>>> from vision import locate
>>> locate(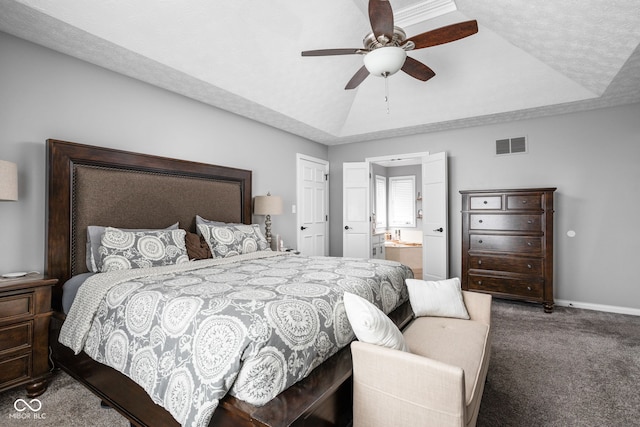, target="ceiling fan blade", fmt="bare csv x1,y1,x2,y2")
401,57,436,82
369,0,394,42
345,66,370,90
301,48,364,56
406,20,478,50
